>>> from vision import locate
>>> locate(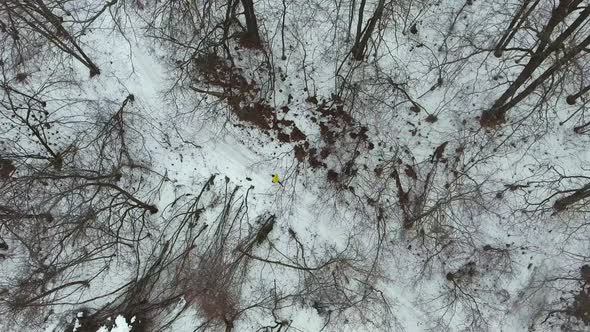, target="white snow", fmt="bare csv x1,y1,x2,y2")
96,316,131,332
1,1,589,332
